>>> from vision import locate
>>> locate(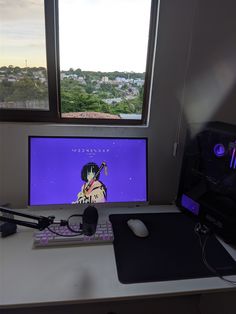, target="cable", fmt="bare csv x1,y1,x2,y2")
67,214,83,233
46,214,84,237
47,226,83,237
194,223,236,285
